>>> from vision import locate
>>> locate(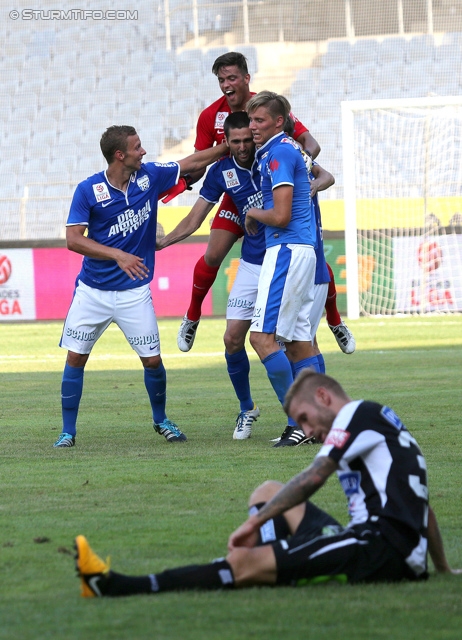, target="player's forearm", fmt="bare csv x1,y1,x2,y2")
246,206,291,228
187,166,206,185
310,166,335,193
160,217,204,248
66,228,123,262
246,185,292,228
296,131,321,160
179,144,228,175
253,457,336,526
427,506,452,573
158,200,214,248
